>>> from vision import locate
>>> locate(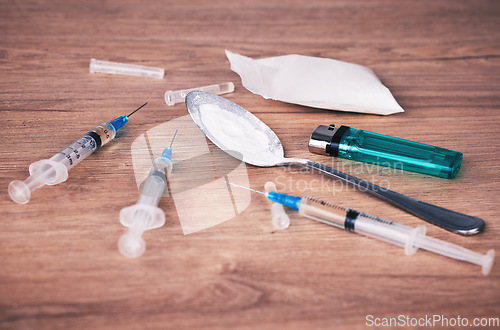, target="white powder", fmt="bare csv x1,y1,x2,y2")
199,103,272,163
226,50,404,115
